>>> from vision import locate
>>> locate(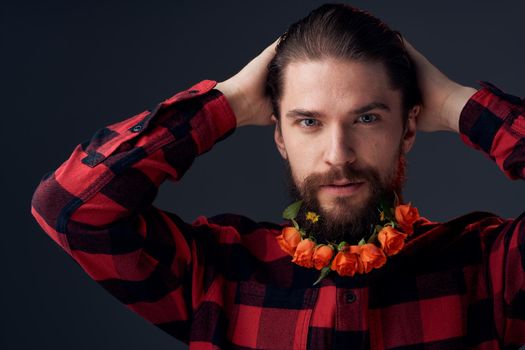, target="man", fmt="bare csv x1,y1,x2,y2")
30,3,525,349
